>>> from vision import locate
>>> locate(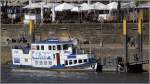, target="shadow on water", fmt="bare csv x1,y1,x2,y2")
1,68,149,83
